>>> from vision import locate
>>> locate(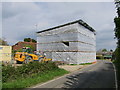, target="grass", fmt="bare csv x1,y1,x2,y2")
68,63,92,66
79,63,92,65
2,68,69,88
